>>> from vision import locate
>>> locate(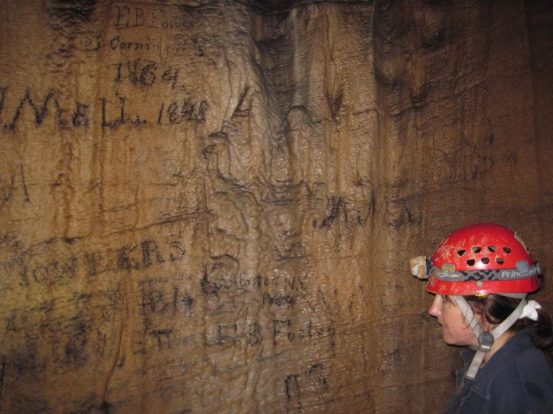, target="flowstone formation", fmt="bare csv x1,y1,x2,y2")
1,1,552,413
